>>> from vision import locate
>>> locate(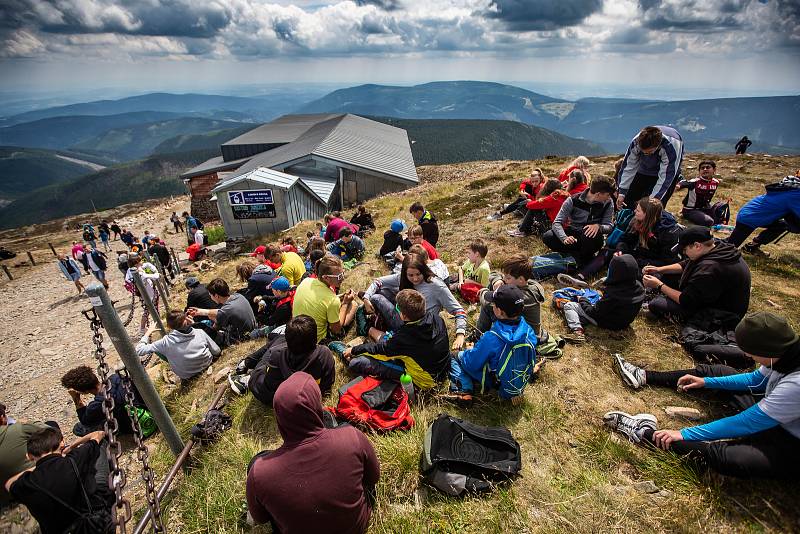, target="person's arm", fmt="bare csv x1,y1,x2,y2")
135,329,169,357
654,138,681,199
598,202,614,234
642,262,684,275
63,430,105,453
318,348,336,395
459,332,500,377
246,471,274,526
550,198,573,242
188,307,219,321
676,274,723,311
359,430,381,490
5,467,35,493
437,281,467,336
680,404,779,441
617,141,640,196
204,330,222,357
703,368,767,392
